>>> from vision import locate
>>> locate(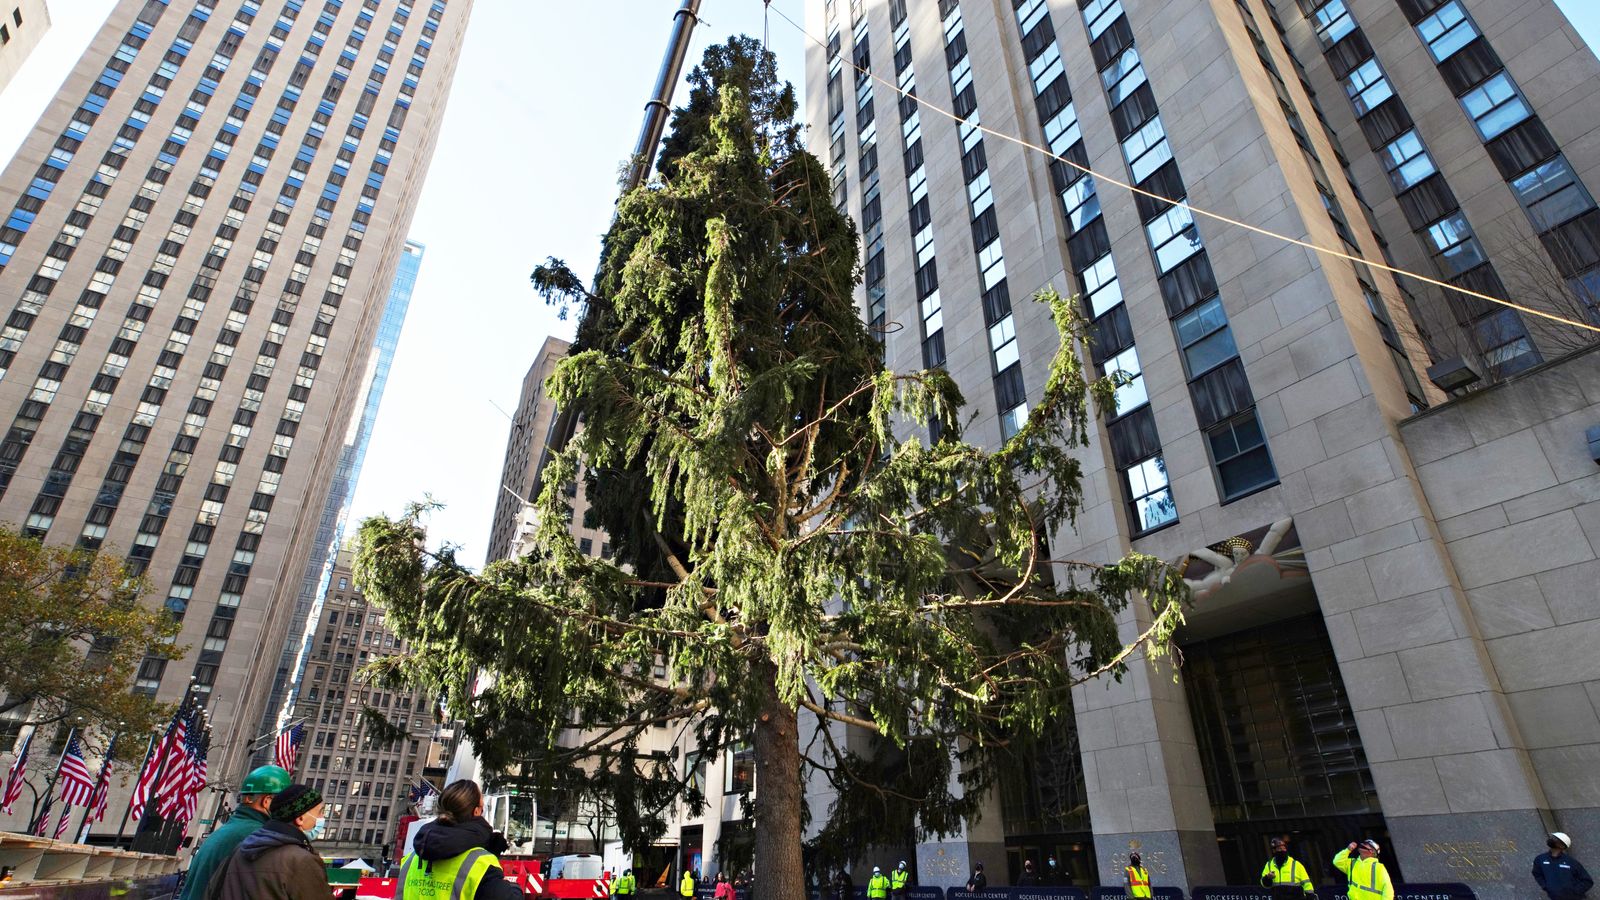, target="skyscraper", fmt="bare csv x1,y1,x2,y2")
484,335,571,566
0,0,470,839
257,237,423,756
283,543,439,865
804,0,1599,897
0,0,51,95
